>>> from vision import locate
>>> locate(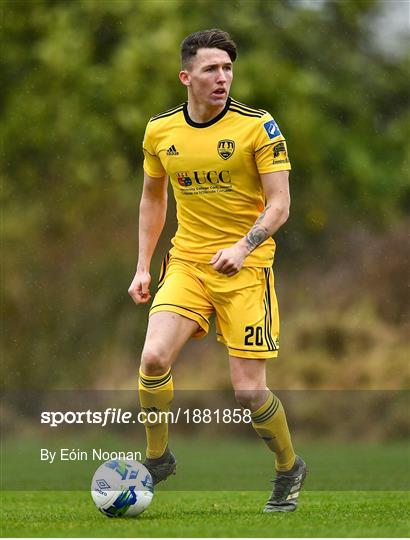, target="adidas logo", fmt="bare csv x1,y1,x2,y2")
166,144,179,156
